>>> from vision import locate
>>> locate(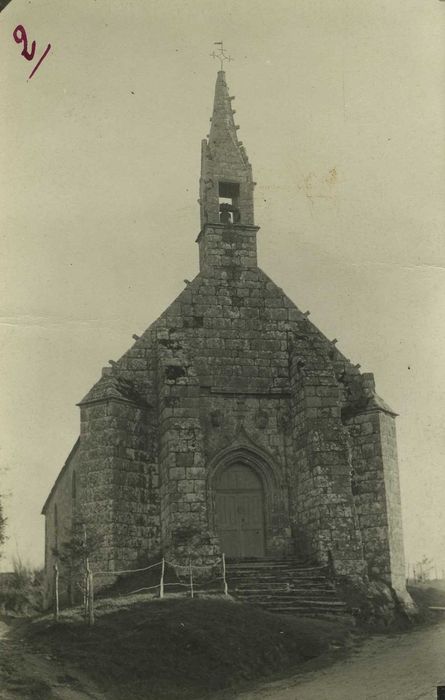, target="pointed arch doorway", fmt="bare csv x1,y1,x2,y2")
215,462,265,559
